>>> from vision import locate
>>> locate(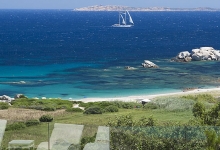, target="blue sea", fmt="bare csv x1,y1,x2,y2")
0,10,220,100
